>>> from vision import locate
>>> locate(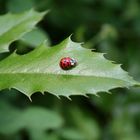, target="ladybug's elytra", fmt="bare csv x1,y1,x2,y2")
59,57,77,70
